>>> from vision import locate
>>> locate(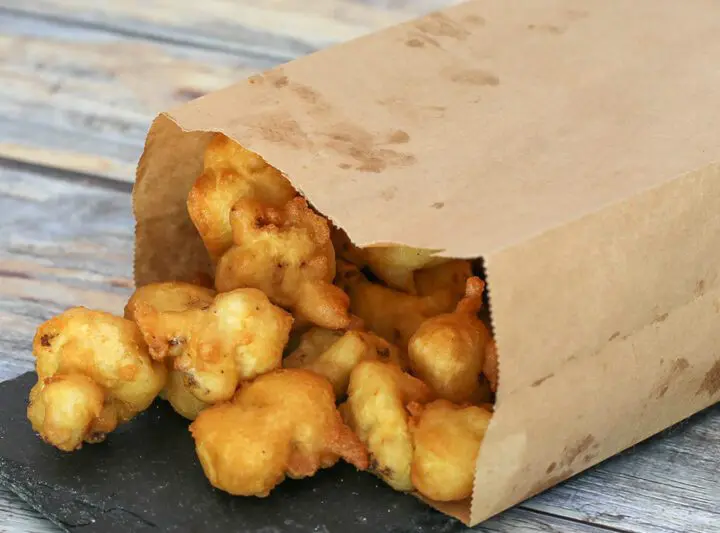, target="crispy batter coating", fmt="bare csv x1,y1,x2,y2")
215,196,350,329
190,369,368,497
163,368,211,420
125,281,216,324
284,327,407,397
414,259,473,312
408,400,492,501
362,246,448,294
126,282,292,412
187,133,297,263
336,262,446,347
483,338,499,393
27,308,167,451
342,361,434,491
408,277,492,404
